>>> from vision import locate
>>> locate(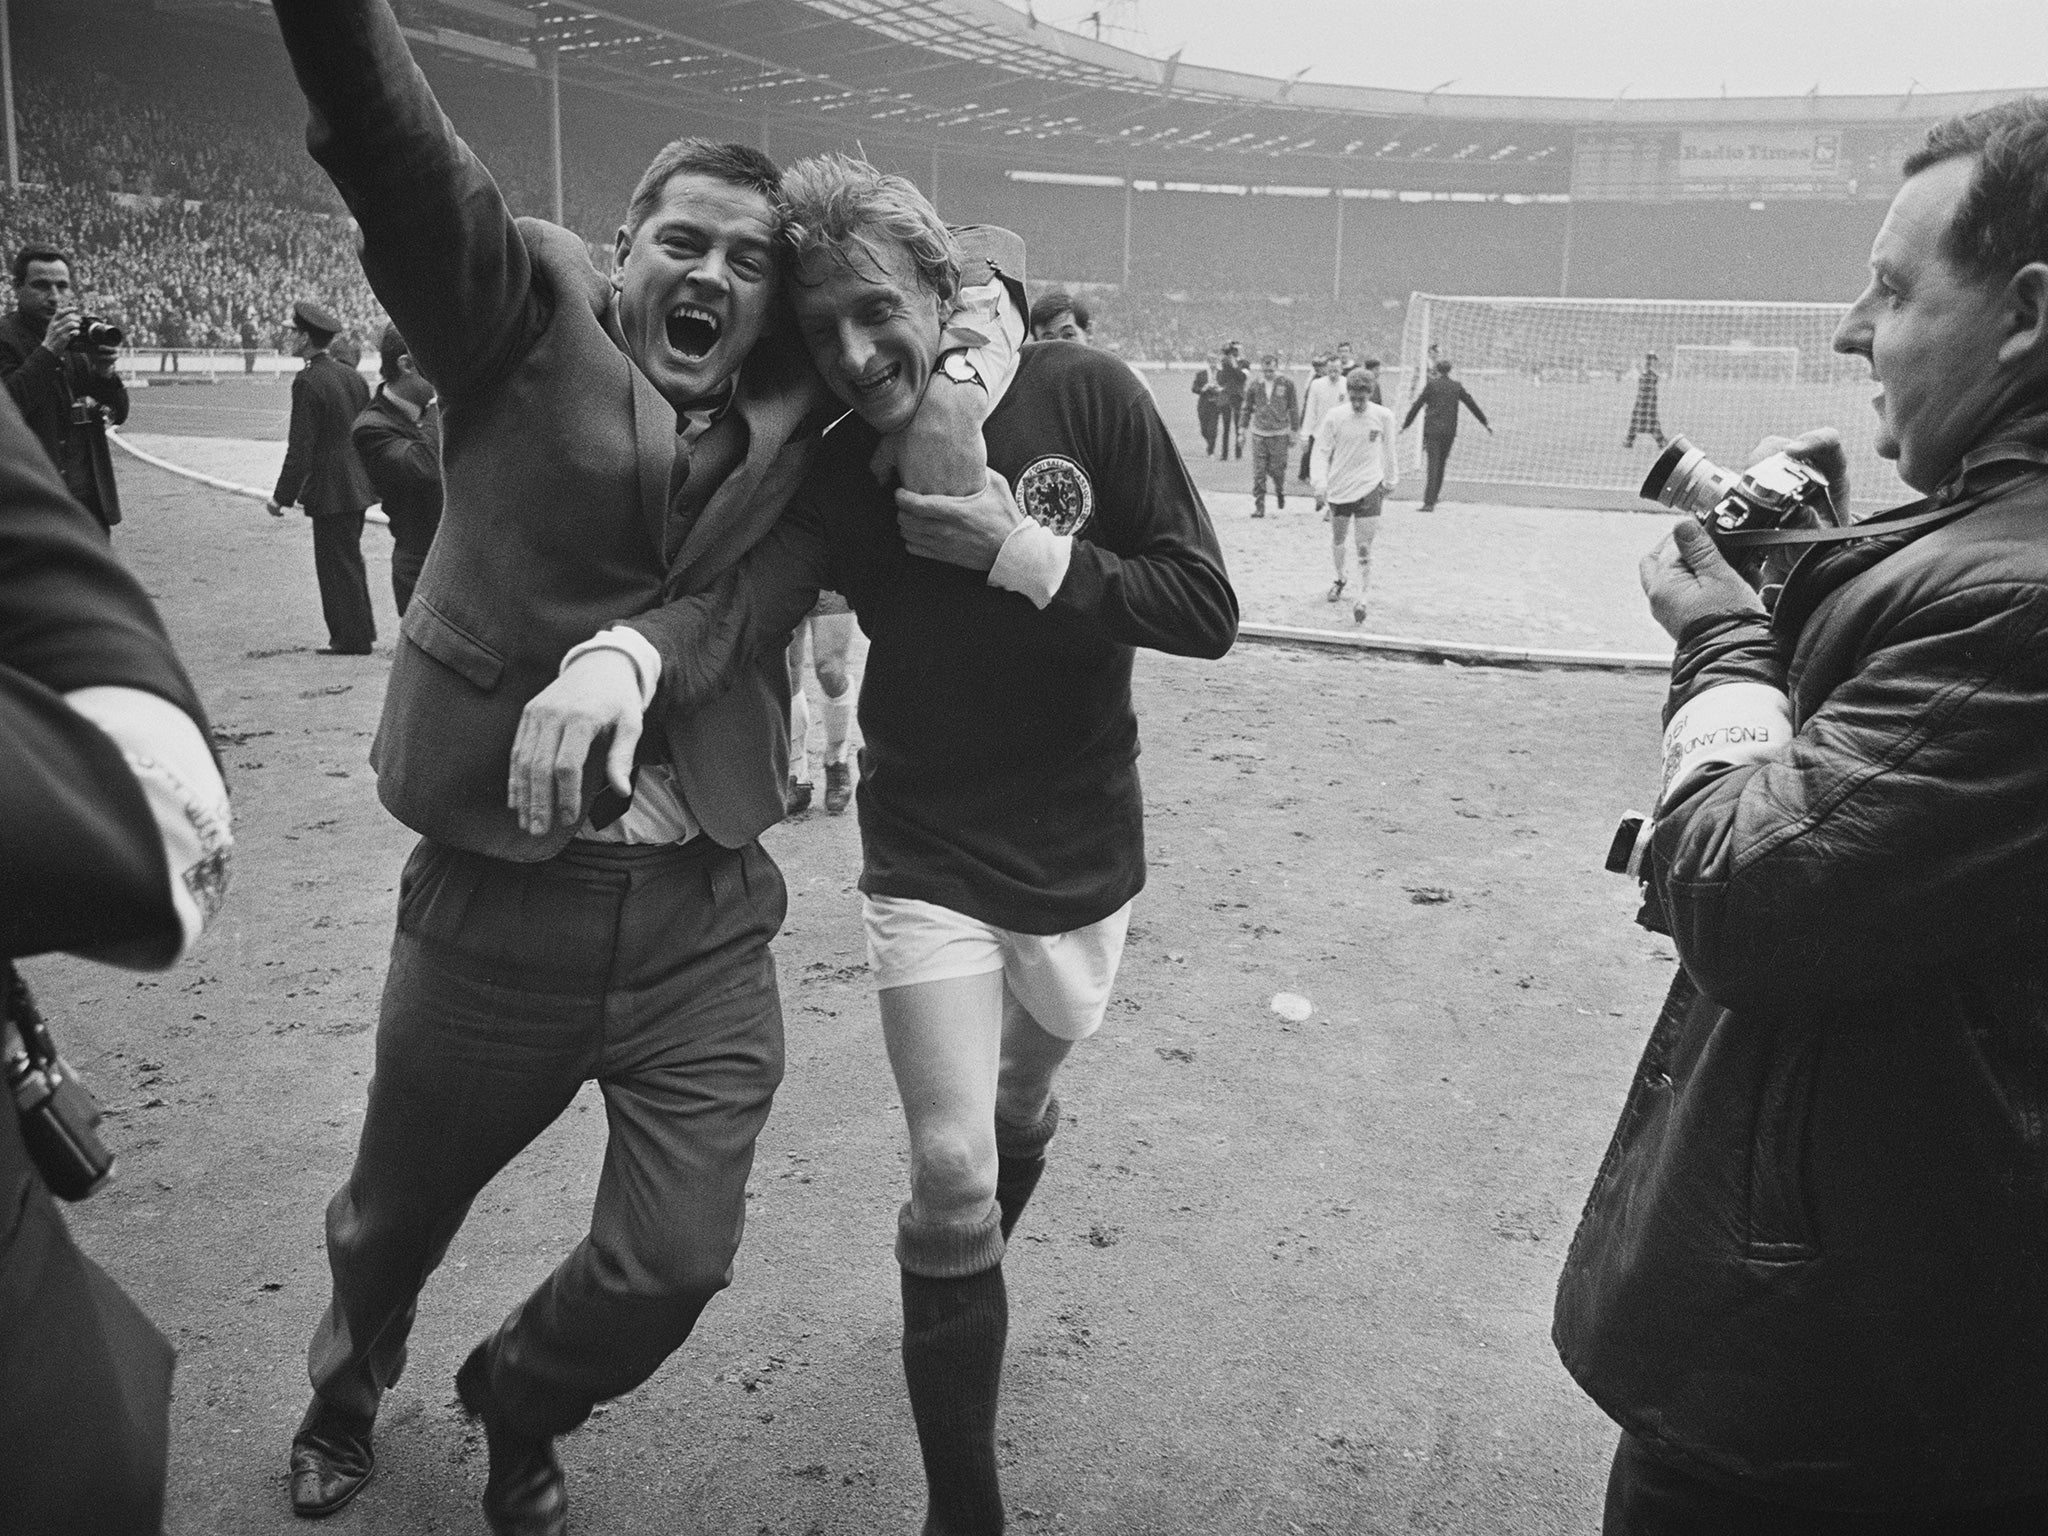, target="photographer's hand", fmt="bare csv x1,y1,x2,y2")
40,310,80,357
1751,427,1850,524
1642,518,1765,644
